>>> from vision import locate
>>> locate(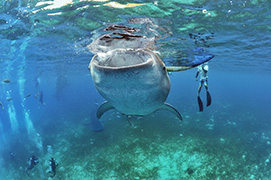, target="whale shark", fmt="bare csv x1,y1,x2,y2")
89,48,183,121
88,26,214,125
